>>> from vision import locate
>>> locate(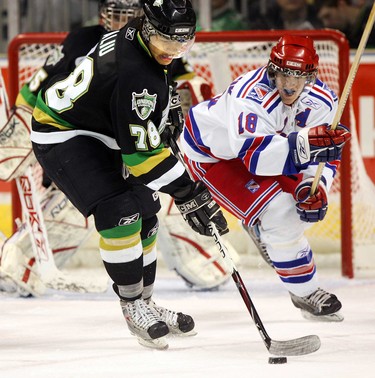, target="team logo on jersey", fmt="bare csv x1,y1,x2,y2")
125,27,136,40
132,89,157,120
245,179,260,193
301,97,321,110
248,84,271,101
